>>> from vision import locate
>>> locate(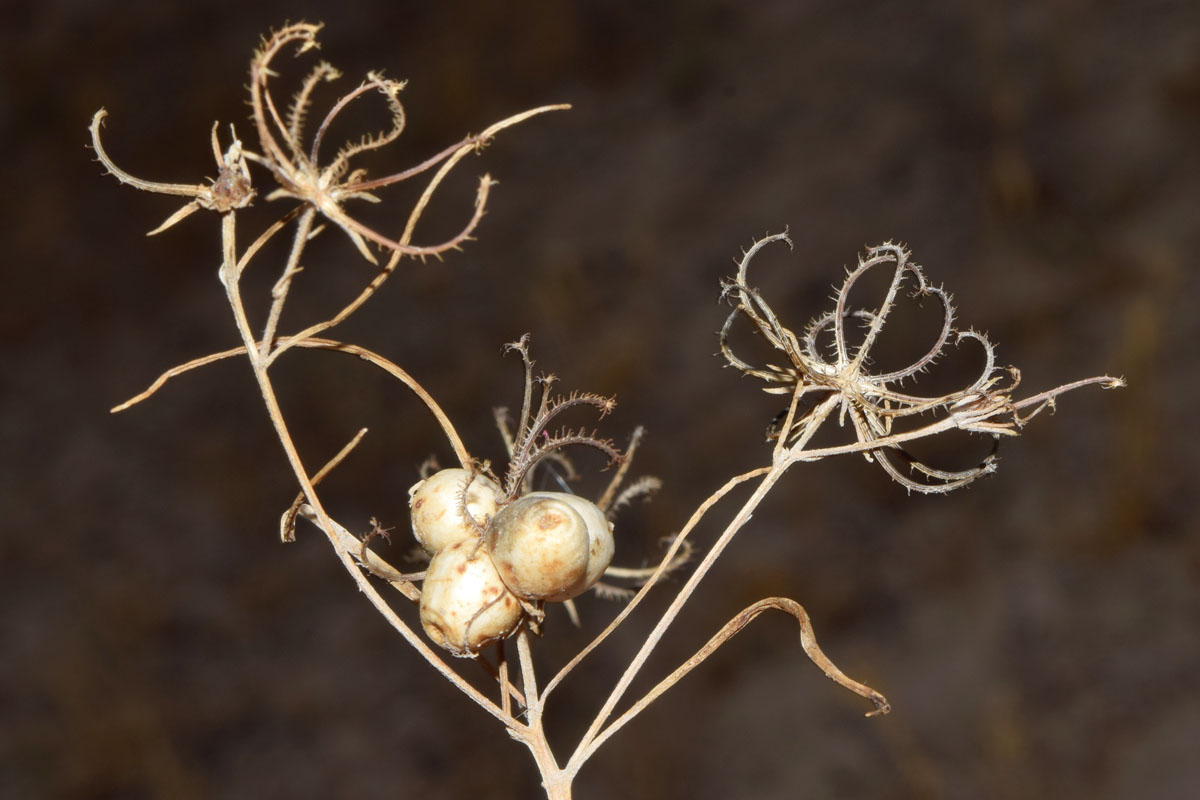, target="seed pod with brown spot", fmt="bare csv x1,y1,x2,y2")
418,539,522,657
485,492,615,602
409,468,500,556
